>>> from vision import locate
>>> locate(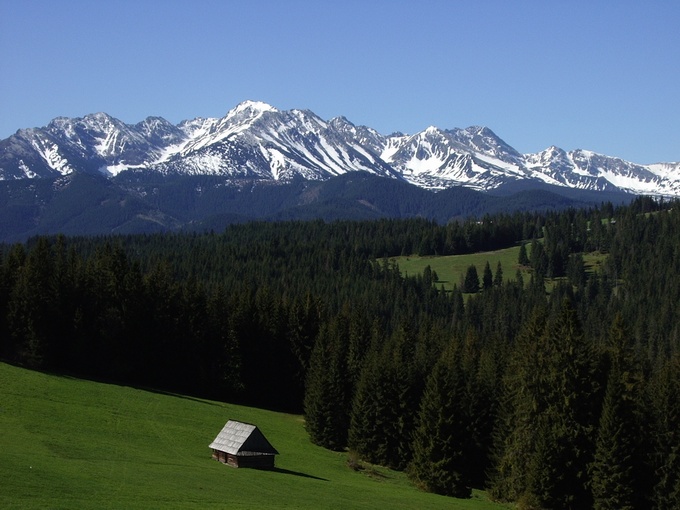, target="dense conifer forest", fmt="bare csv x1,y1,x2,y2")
1,196,678,508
